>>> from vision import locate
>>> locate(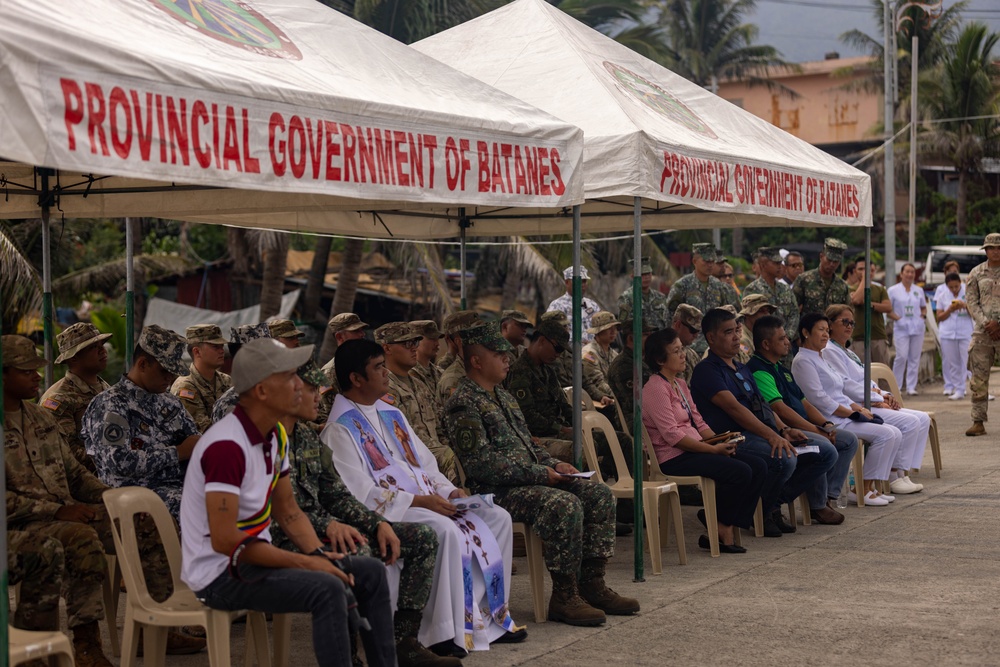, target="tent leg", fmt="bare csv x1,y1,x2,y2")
41,171,54,389
125,218,135,370
632,197,644,583
571,205,582,470
459,209,469,310
863,227,871,410
1,264,9,658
